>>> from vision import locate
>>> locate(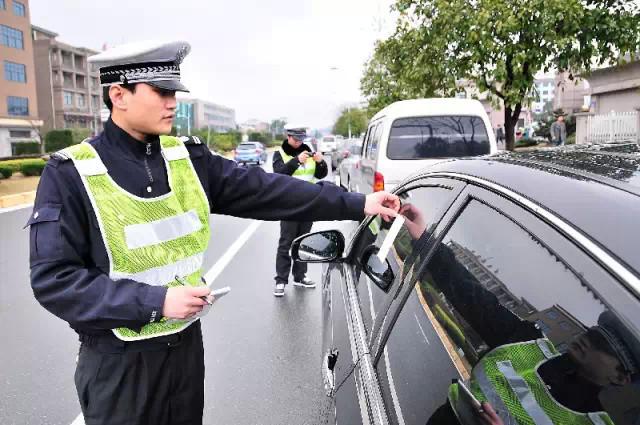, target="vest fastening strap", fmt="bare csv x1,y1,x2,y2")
74,157,108,176
110,252,203,285
163,144,190,161
124,210,202,250
496,361,554,425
